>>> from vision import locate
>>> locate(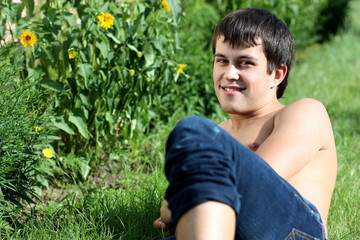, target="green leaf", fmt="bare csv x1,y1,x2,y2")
106,31,121,44
22,0,34,18
77,63,92,87
80,161,90,180
79,93,90,109
96,41,109,60
105,111,114,124
144,43,155,67
128,12,144,37
51,116,75,135
39,44,54,63
167,0,181,25
98,2,109,13
40,79,64,92
27,67,44,82
64,12,78,28
69,109,89,139
127,44,139,53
